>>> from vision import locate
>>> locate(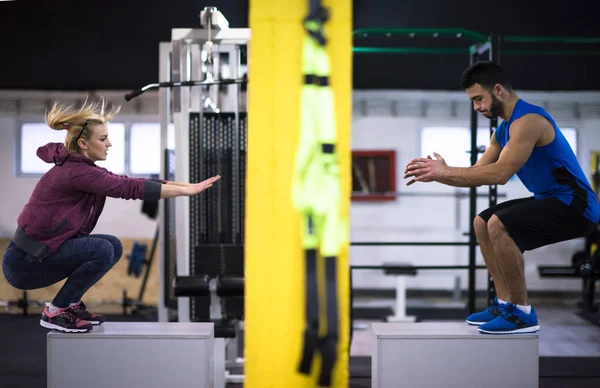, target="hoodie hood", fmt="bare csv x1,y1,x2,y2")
36,142,91,166
36,142,69,164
